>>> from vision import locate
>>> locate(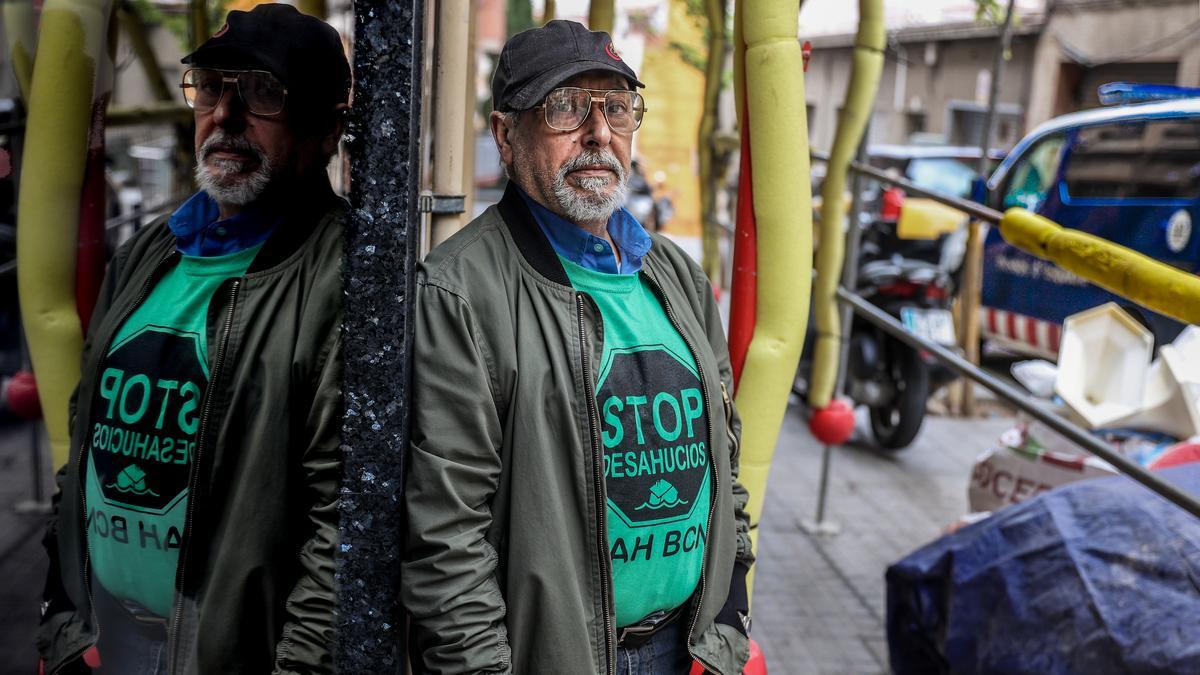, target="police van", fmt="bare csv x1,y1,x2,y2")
980,84,1200,356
